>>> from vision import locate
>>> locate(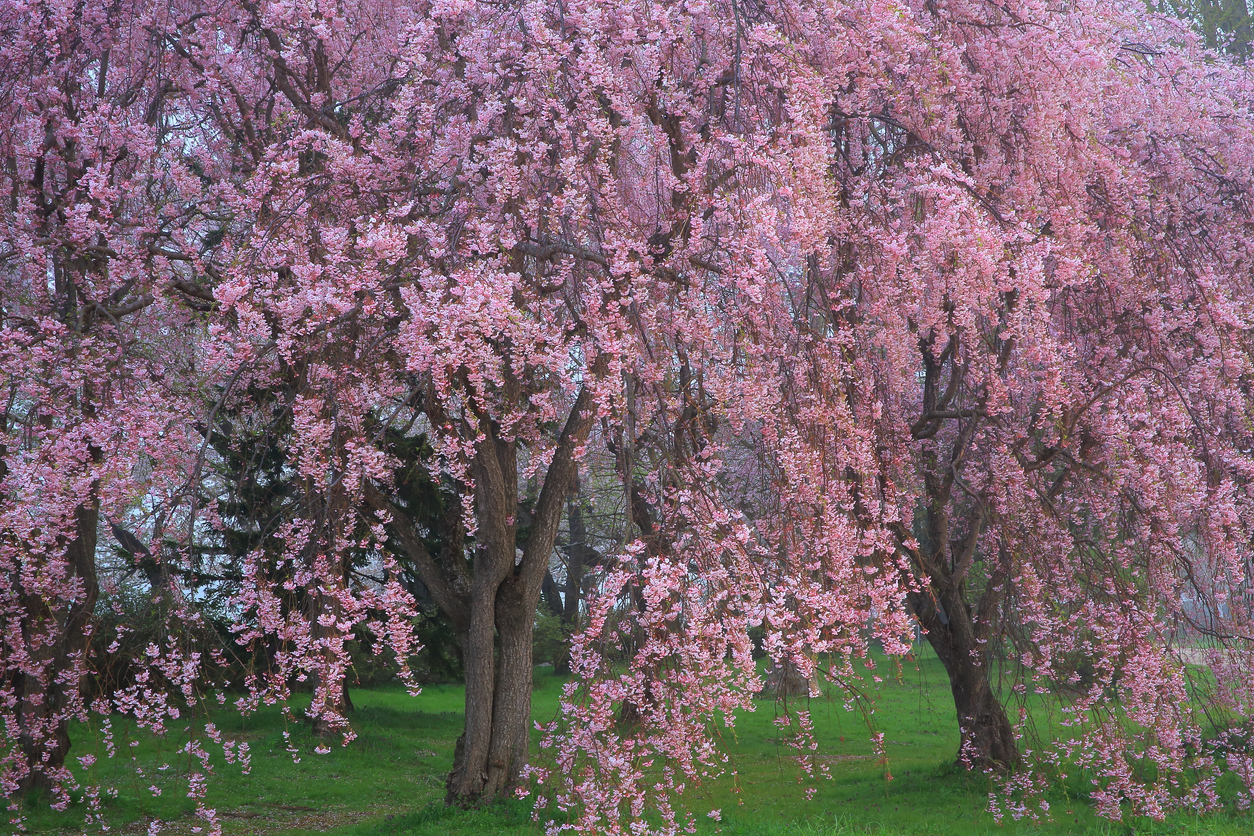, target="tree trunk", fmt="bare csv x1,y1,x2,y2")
562,489,589,628
759,656,821,699
484,580,535,794
307,585,354,737
911,588,1018,771
308,671,353,737
554,487,591,675
446,567,506,802
375,367,602,806
15,493,100,793
946,658,1017,771
444,570,545,803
